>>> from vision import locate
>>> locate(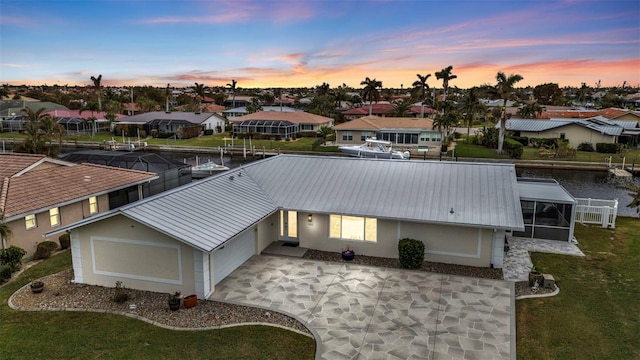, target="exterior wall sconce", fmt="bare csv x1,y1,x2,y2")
307,214,313,223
